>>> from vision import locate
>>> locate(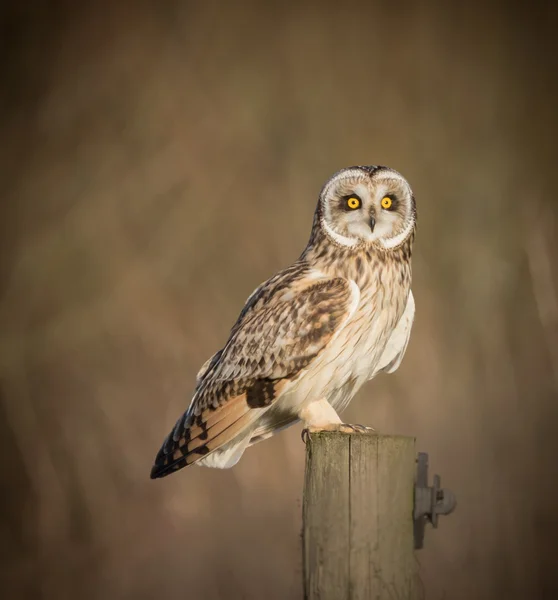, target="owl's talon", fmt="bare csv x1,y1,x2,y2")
337,423,376,434
301,426,322,444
